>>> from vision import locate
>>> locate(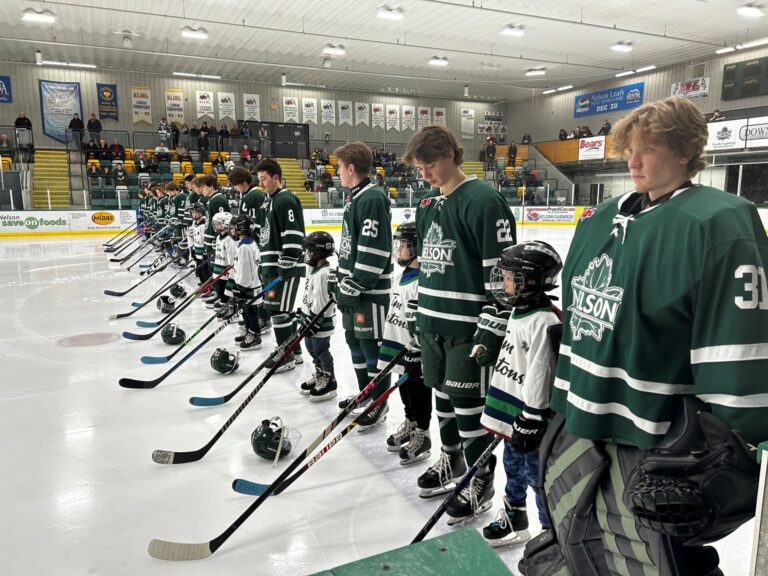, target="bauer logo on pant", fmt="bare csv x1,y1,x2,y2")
568,253,624,341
